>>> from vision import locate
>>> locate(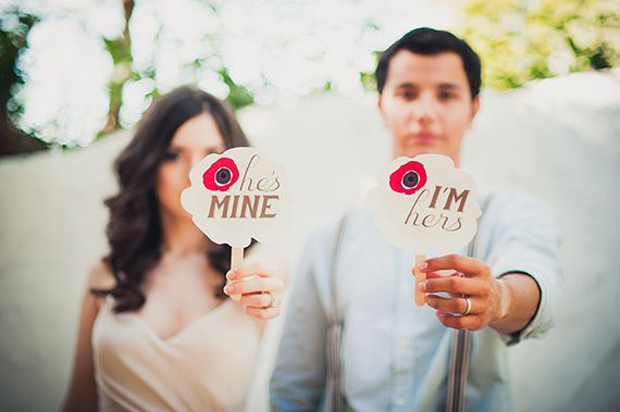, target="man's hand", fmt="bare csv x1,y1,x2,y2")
412,254,510,331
